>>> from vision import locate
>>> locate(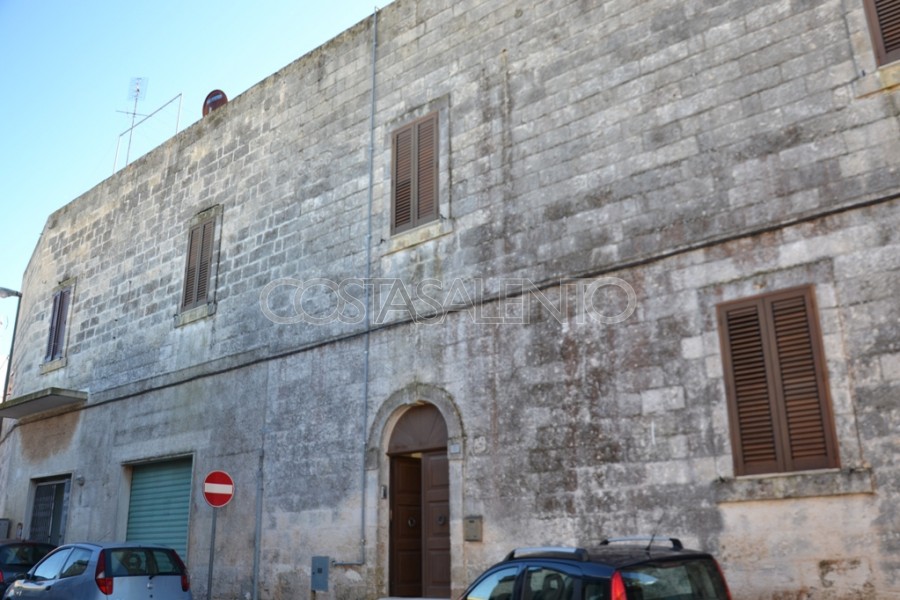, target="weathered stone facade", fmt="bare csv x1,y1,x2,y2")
0,0,898,598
